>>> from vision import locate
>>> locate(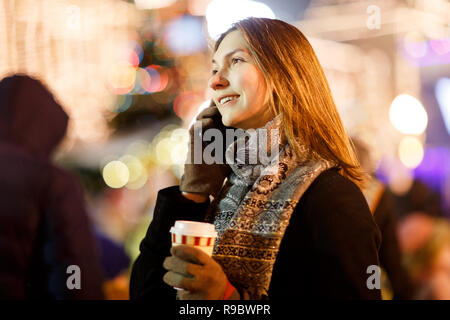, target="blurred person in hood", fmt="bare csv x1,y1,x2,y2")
0,74,104,299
